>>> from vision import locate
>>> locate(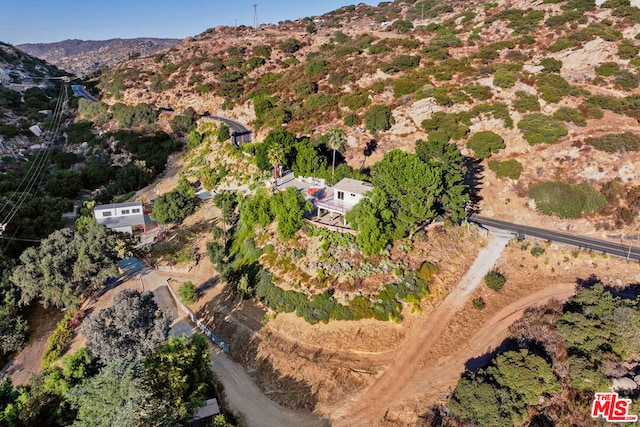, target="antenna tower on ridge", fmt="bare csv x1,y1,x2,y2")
253,4,258,29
